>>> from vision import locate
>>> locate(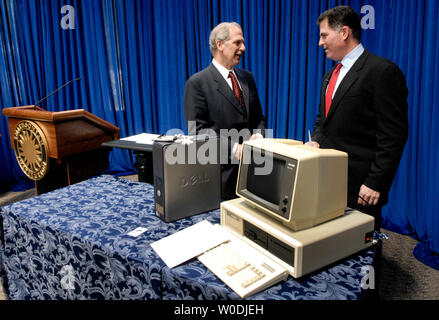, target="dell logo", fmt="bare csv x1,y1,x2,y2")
180,173,210,188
